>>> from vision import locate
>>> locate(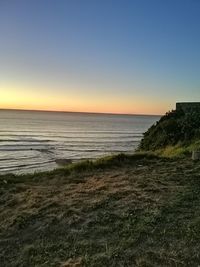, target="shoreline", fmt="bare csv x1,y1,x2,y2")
0,110,158,175
0,151,139,175
0,153,141,177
